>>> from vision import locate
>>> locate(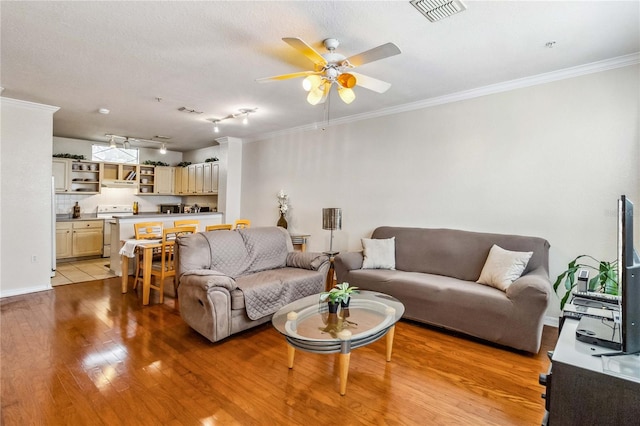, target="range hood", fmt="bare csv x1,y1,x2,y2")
101,179,139,188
